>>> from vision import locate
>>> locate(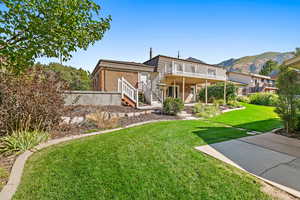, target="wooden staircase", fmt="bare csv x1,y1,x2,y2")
122,95,136,107
118,77,138,108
